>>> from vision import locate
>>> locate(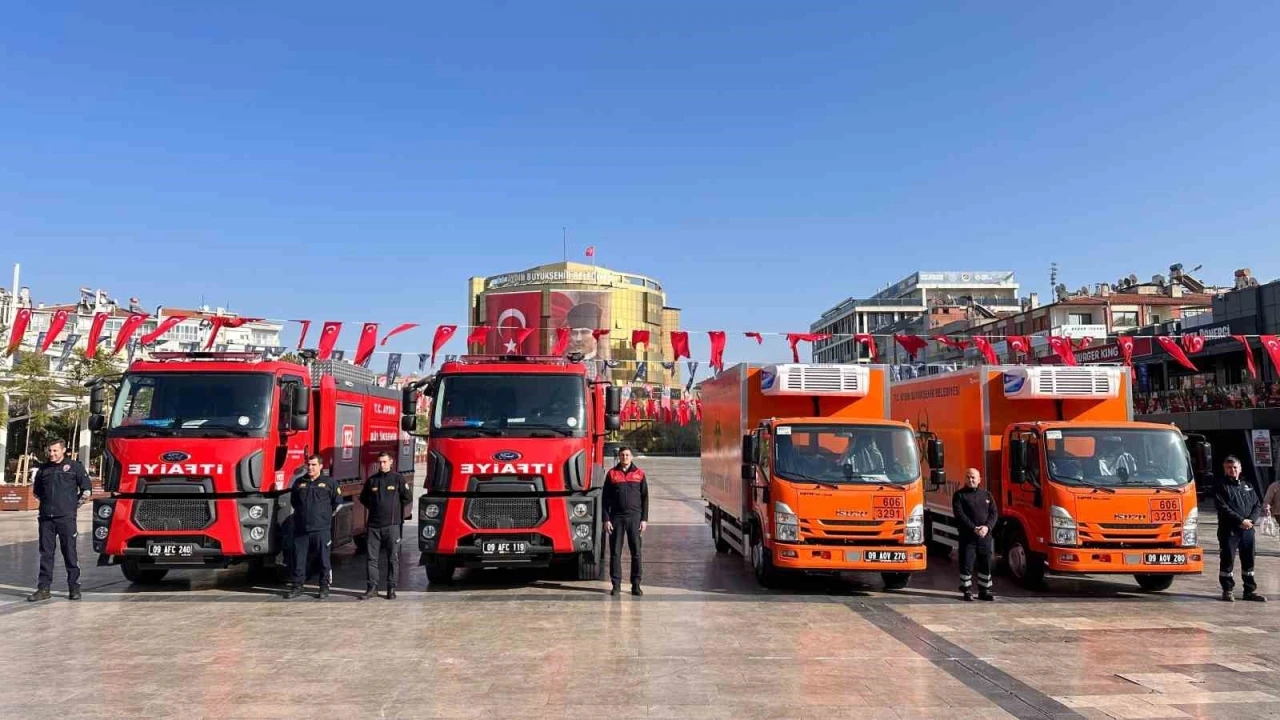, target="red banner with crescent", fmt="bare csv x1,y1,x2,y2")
40,310,71,354
85,312,109,357
6,308,31,356
486,291,542,355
